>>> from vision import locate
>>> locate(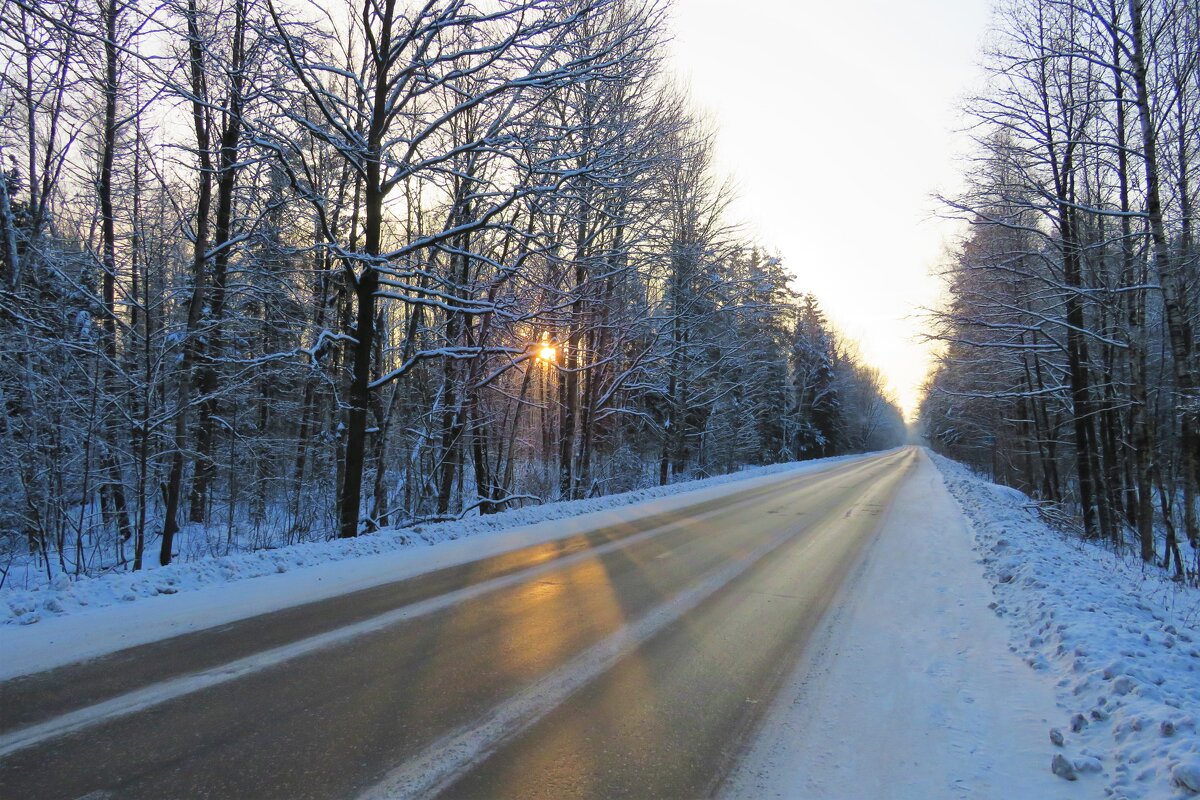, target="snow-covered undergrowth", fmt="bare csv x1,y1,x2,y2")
932,453,1200,798
1,456,857,627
